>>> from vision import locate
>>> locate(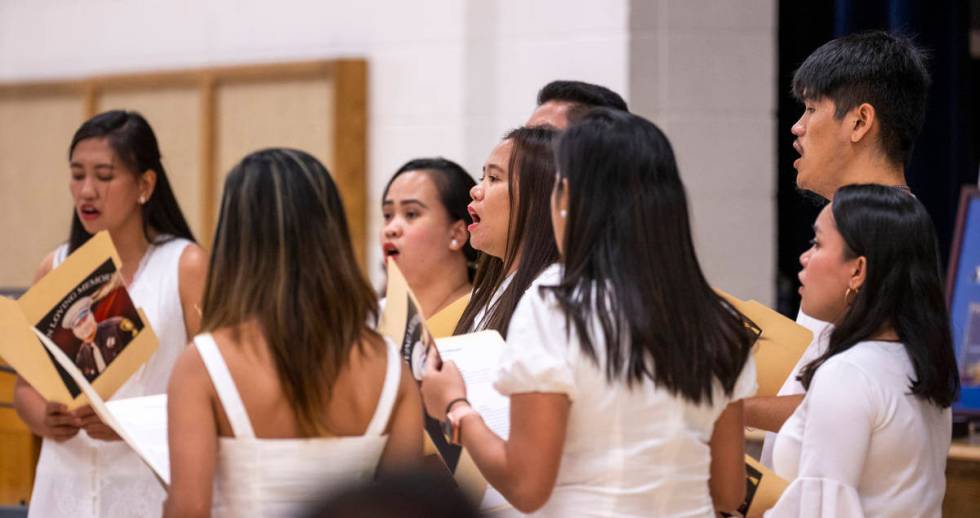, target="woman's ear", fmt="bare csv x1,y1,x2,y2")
449,219,467,251
849,255,867,291
140,169,158,202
